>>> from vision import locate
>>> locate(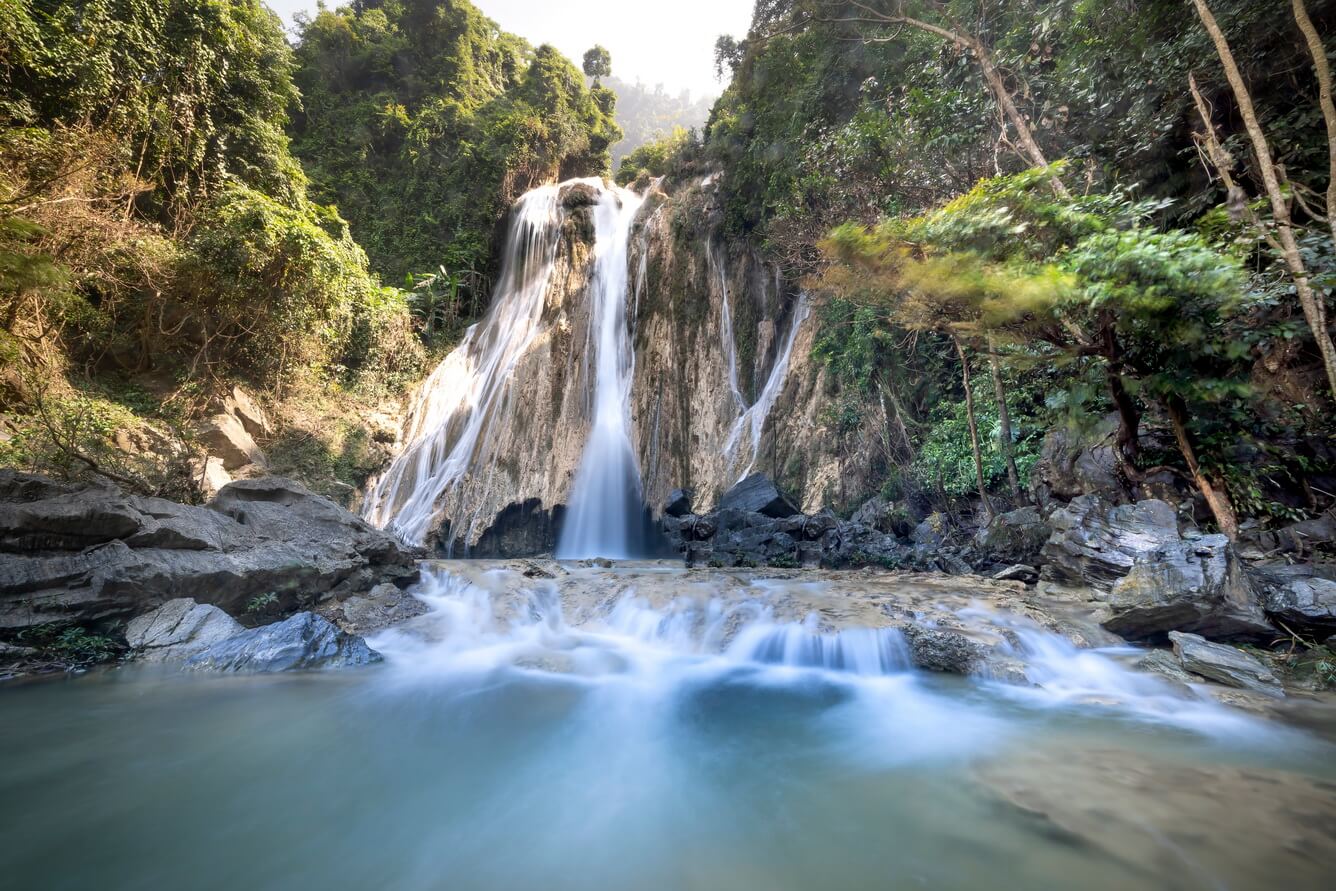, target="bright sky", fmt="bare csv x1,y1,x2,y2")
265,1,755,99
